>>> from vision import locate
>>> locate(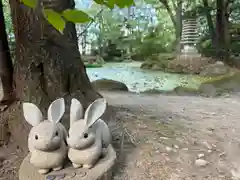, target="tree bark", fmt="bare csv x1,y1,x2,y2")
7,0,100,150
0,1,14,102
98,14,104,57
215,0,230,62
174,0,182,53
83,29,87,55
159,0,182,53
202,0,216,48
